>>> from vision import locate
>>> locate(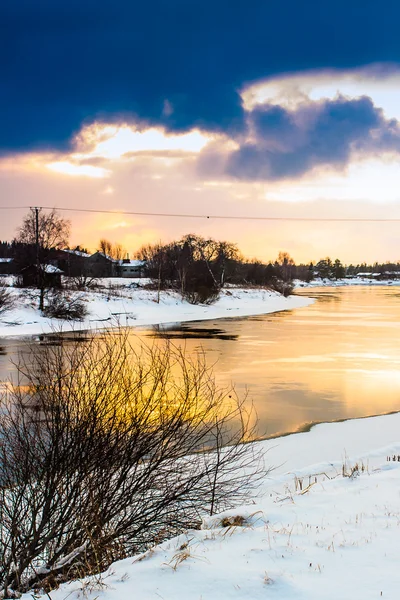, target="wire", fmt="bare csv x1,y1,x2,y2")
1,204,400,222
